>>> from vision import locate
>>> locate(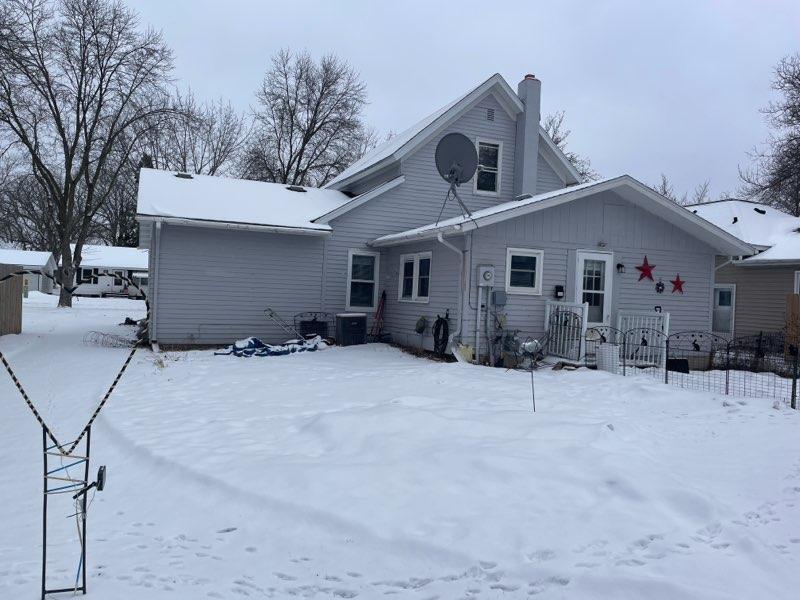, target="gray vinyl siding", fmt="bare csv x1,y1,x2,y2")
715,261,797,336
138,221,152,250
536,155,566,194
152,224,325,345
322,93,519,327
462,190,717,353
378,240,463,350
